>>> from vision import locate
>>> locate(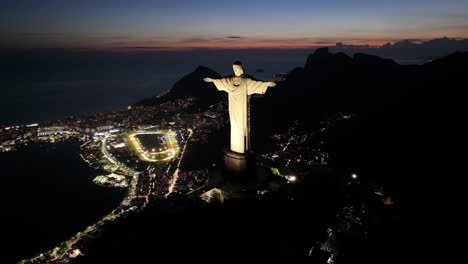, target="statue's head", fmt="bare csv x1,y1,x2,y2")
232,61,244,77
